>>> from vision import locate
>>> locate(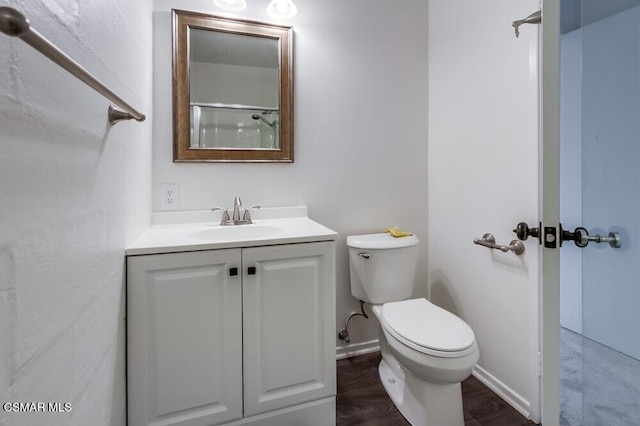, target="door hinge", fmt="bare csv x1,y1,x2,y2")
537,351,542,376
